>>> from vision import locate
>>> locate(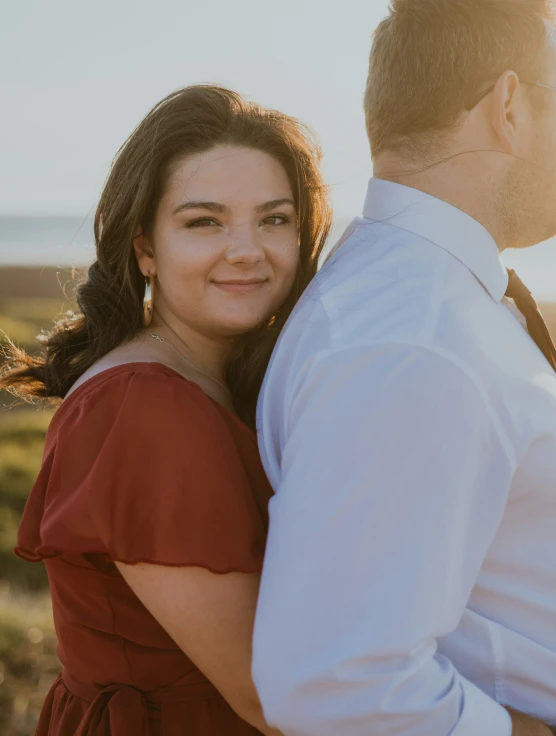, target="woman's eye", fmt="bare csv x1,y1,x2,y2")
187,218,220,228
262,215,289,226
